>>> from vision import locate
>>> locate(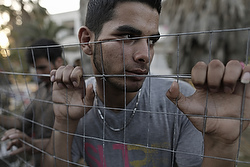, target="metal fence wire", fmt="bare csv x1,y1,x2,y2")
0,27,250,167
